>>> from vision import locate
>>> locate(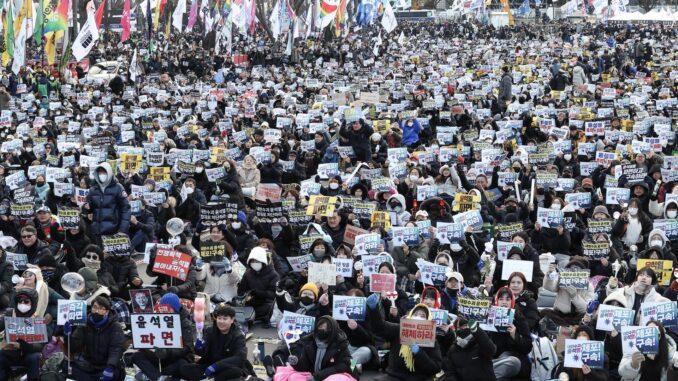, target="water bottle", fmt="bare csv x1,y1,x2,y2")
253,346,260,365
223,258,232,274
